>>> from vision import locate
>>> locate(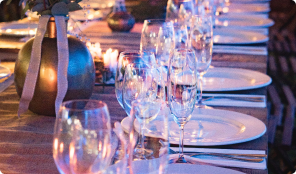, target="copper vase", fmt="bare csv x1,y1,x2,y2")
14,17,95,116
